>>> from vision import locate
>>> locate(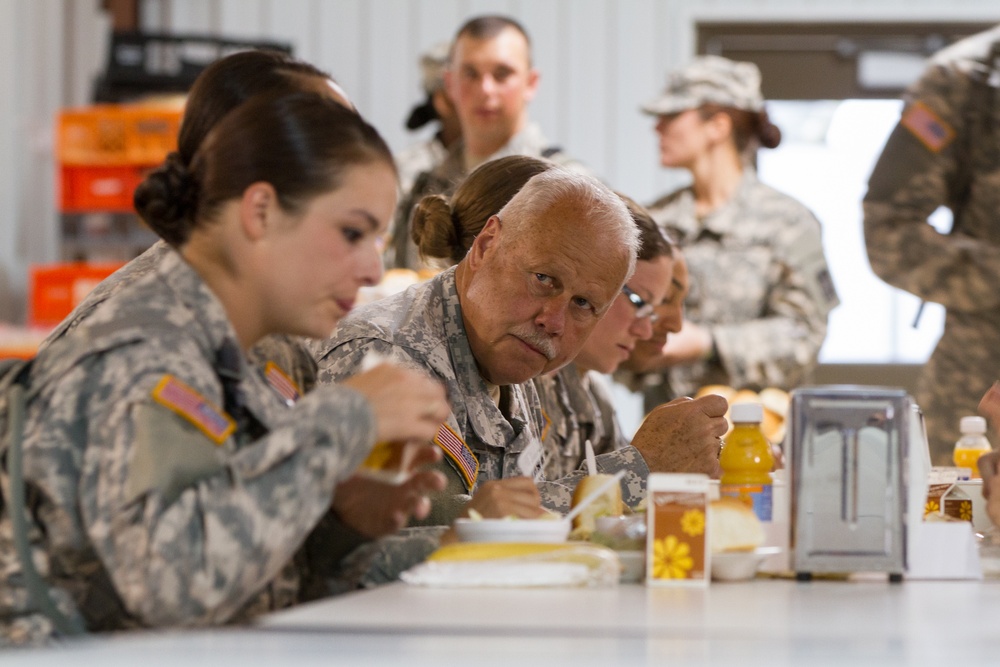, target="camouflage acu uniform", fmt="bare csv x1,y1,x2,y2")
0,248,377,644
646,168,838,405
387,122,593,270
40,240,318,394
311,266,642,517
395,134,449,203
864,25,1000,465
533,365,647,507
